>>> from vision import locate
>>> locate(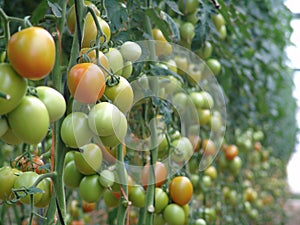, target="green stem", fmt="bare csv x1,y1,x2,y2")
116,144,128,225
0,92,10,100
